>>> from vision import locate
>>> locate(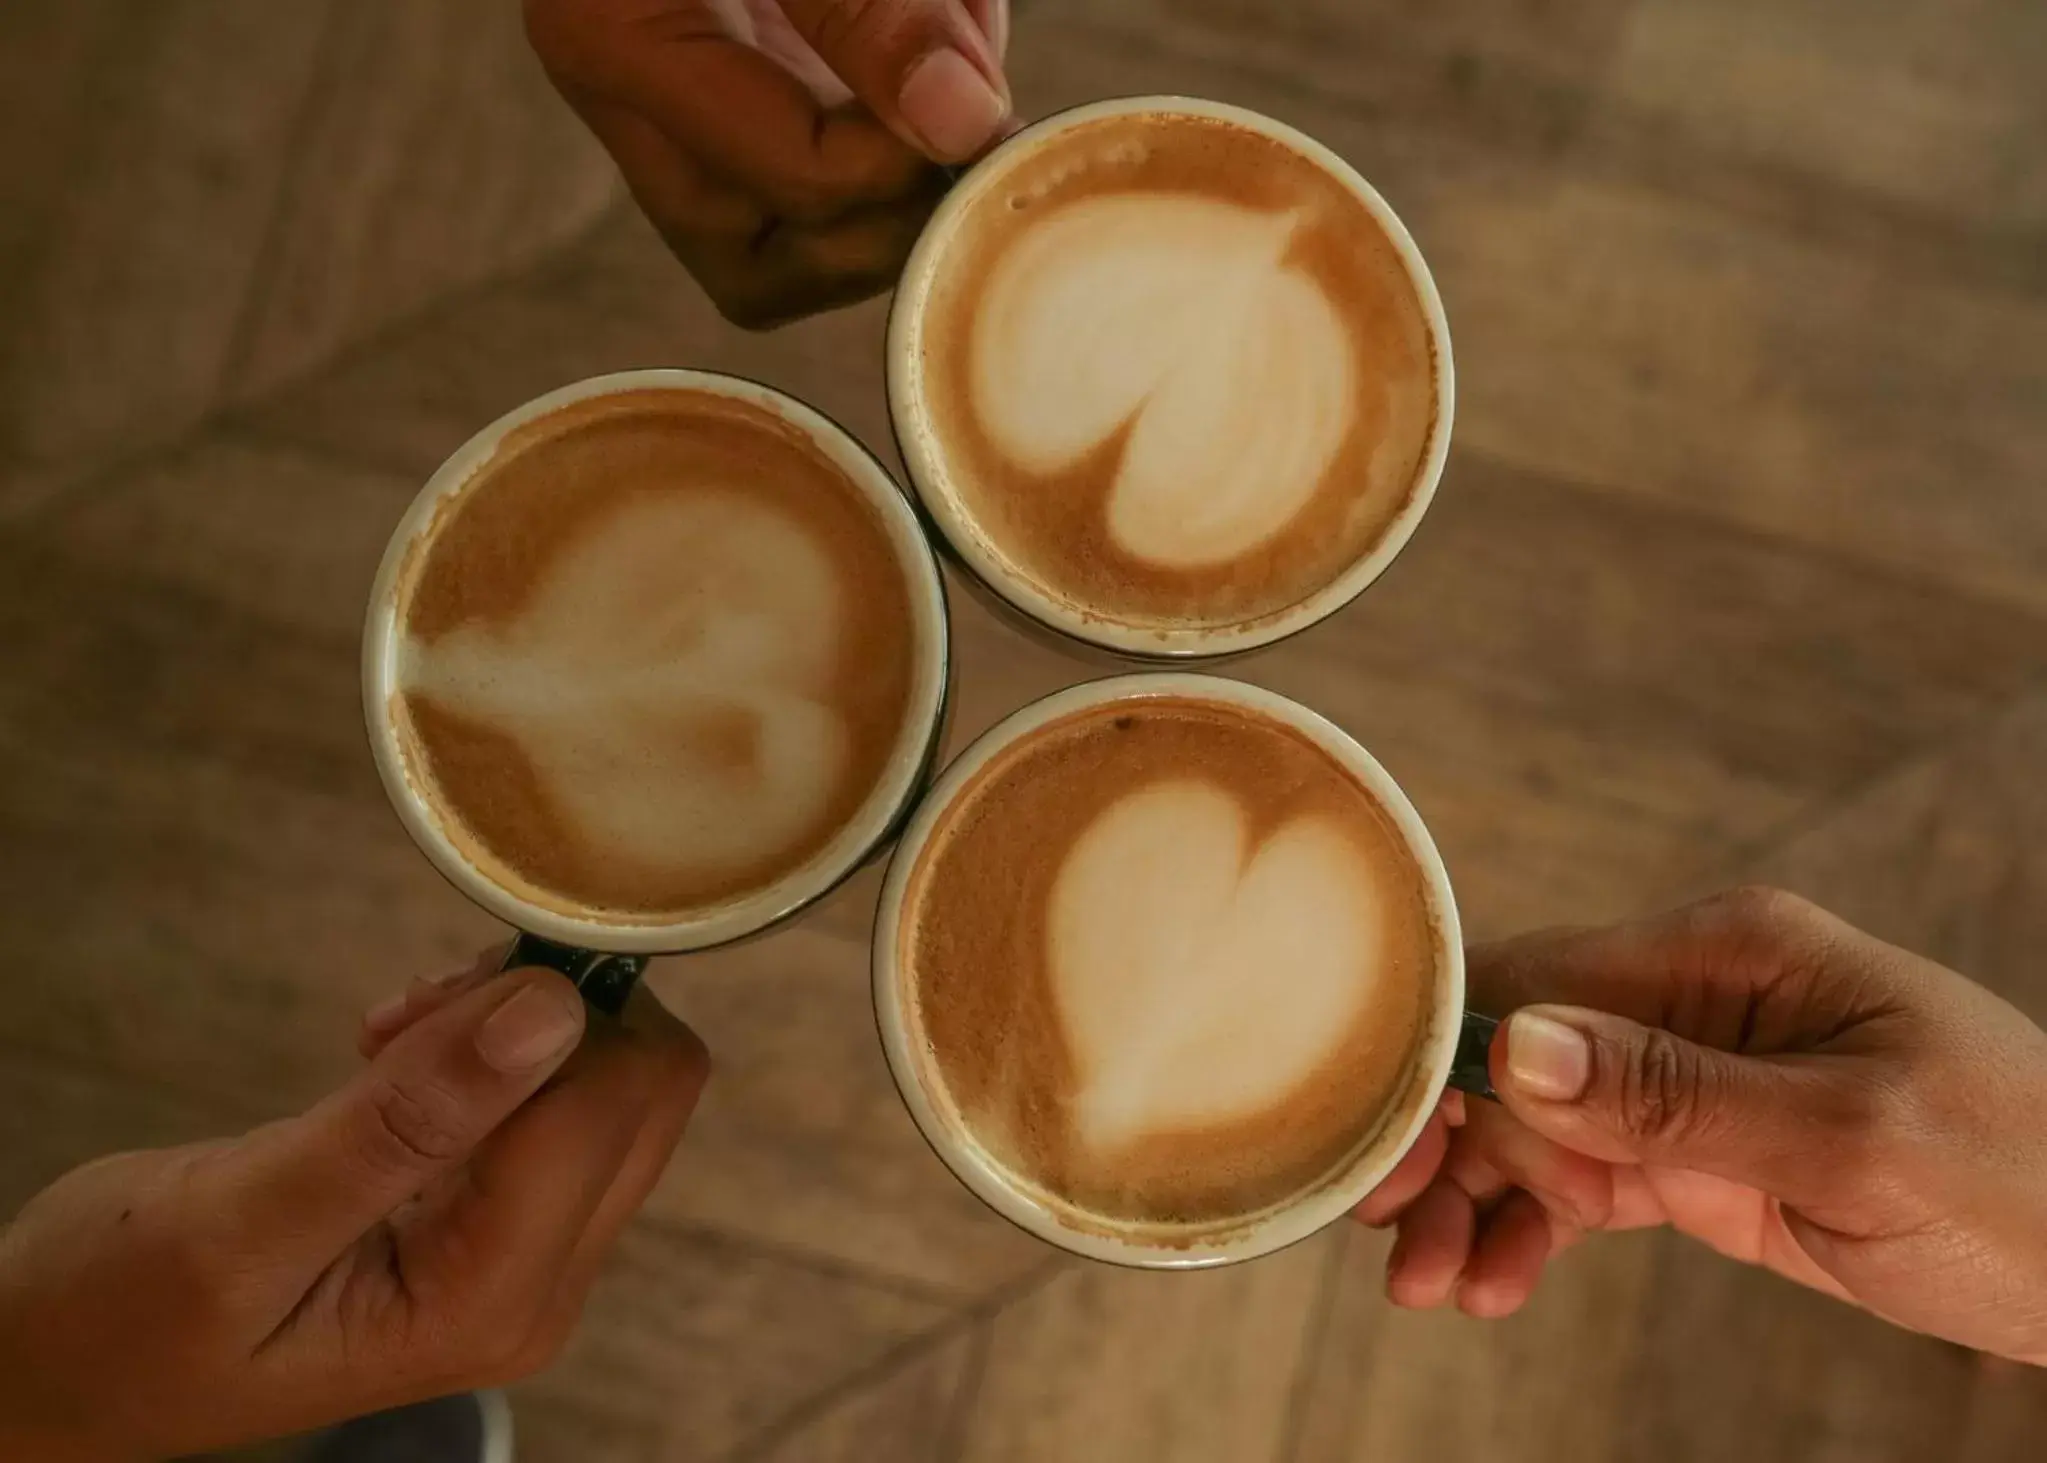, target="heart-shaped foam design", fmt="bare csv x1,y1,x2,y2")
1046,780,1381,1153
404,492,848,879
970,196,1357,569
